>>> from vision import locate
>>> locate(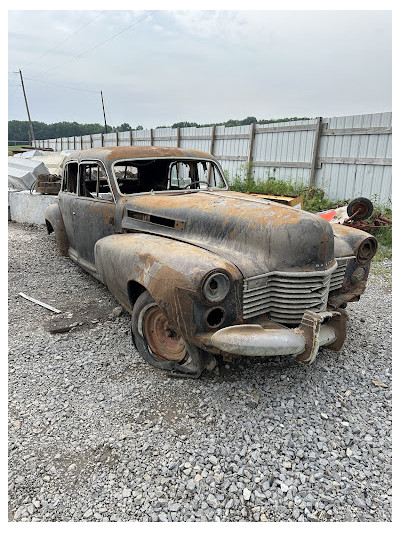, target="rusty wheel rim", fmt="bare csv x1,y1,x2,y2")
352,203,369,218
143,306,186,362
